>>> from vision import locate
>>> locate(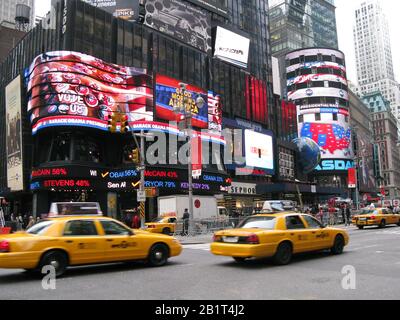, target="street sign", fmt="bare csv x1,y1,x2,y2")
137,191,146,202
